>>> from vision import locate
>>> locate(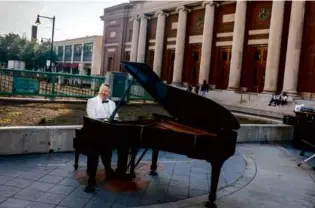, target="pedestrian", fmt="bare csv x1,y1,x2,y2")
200,80,209,96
